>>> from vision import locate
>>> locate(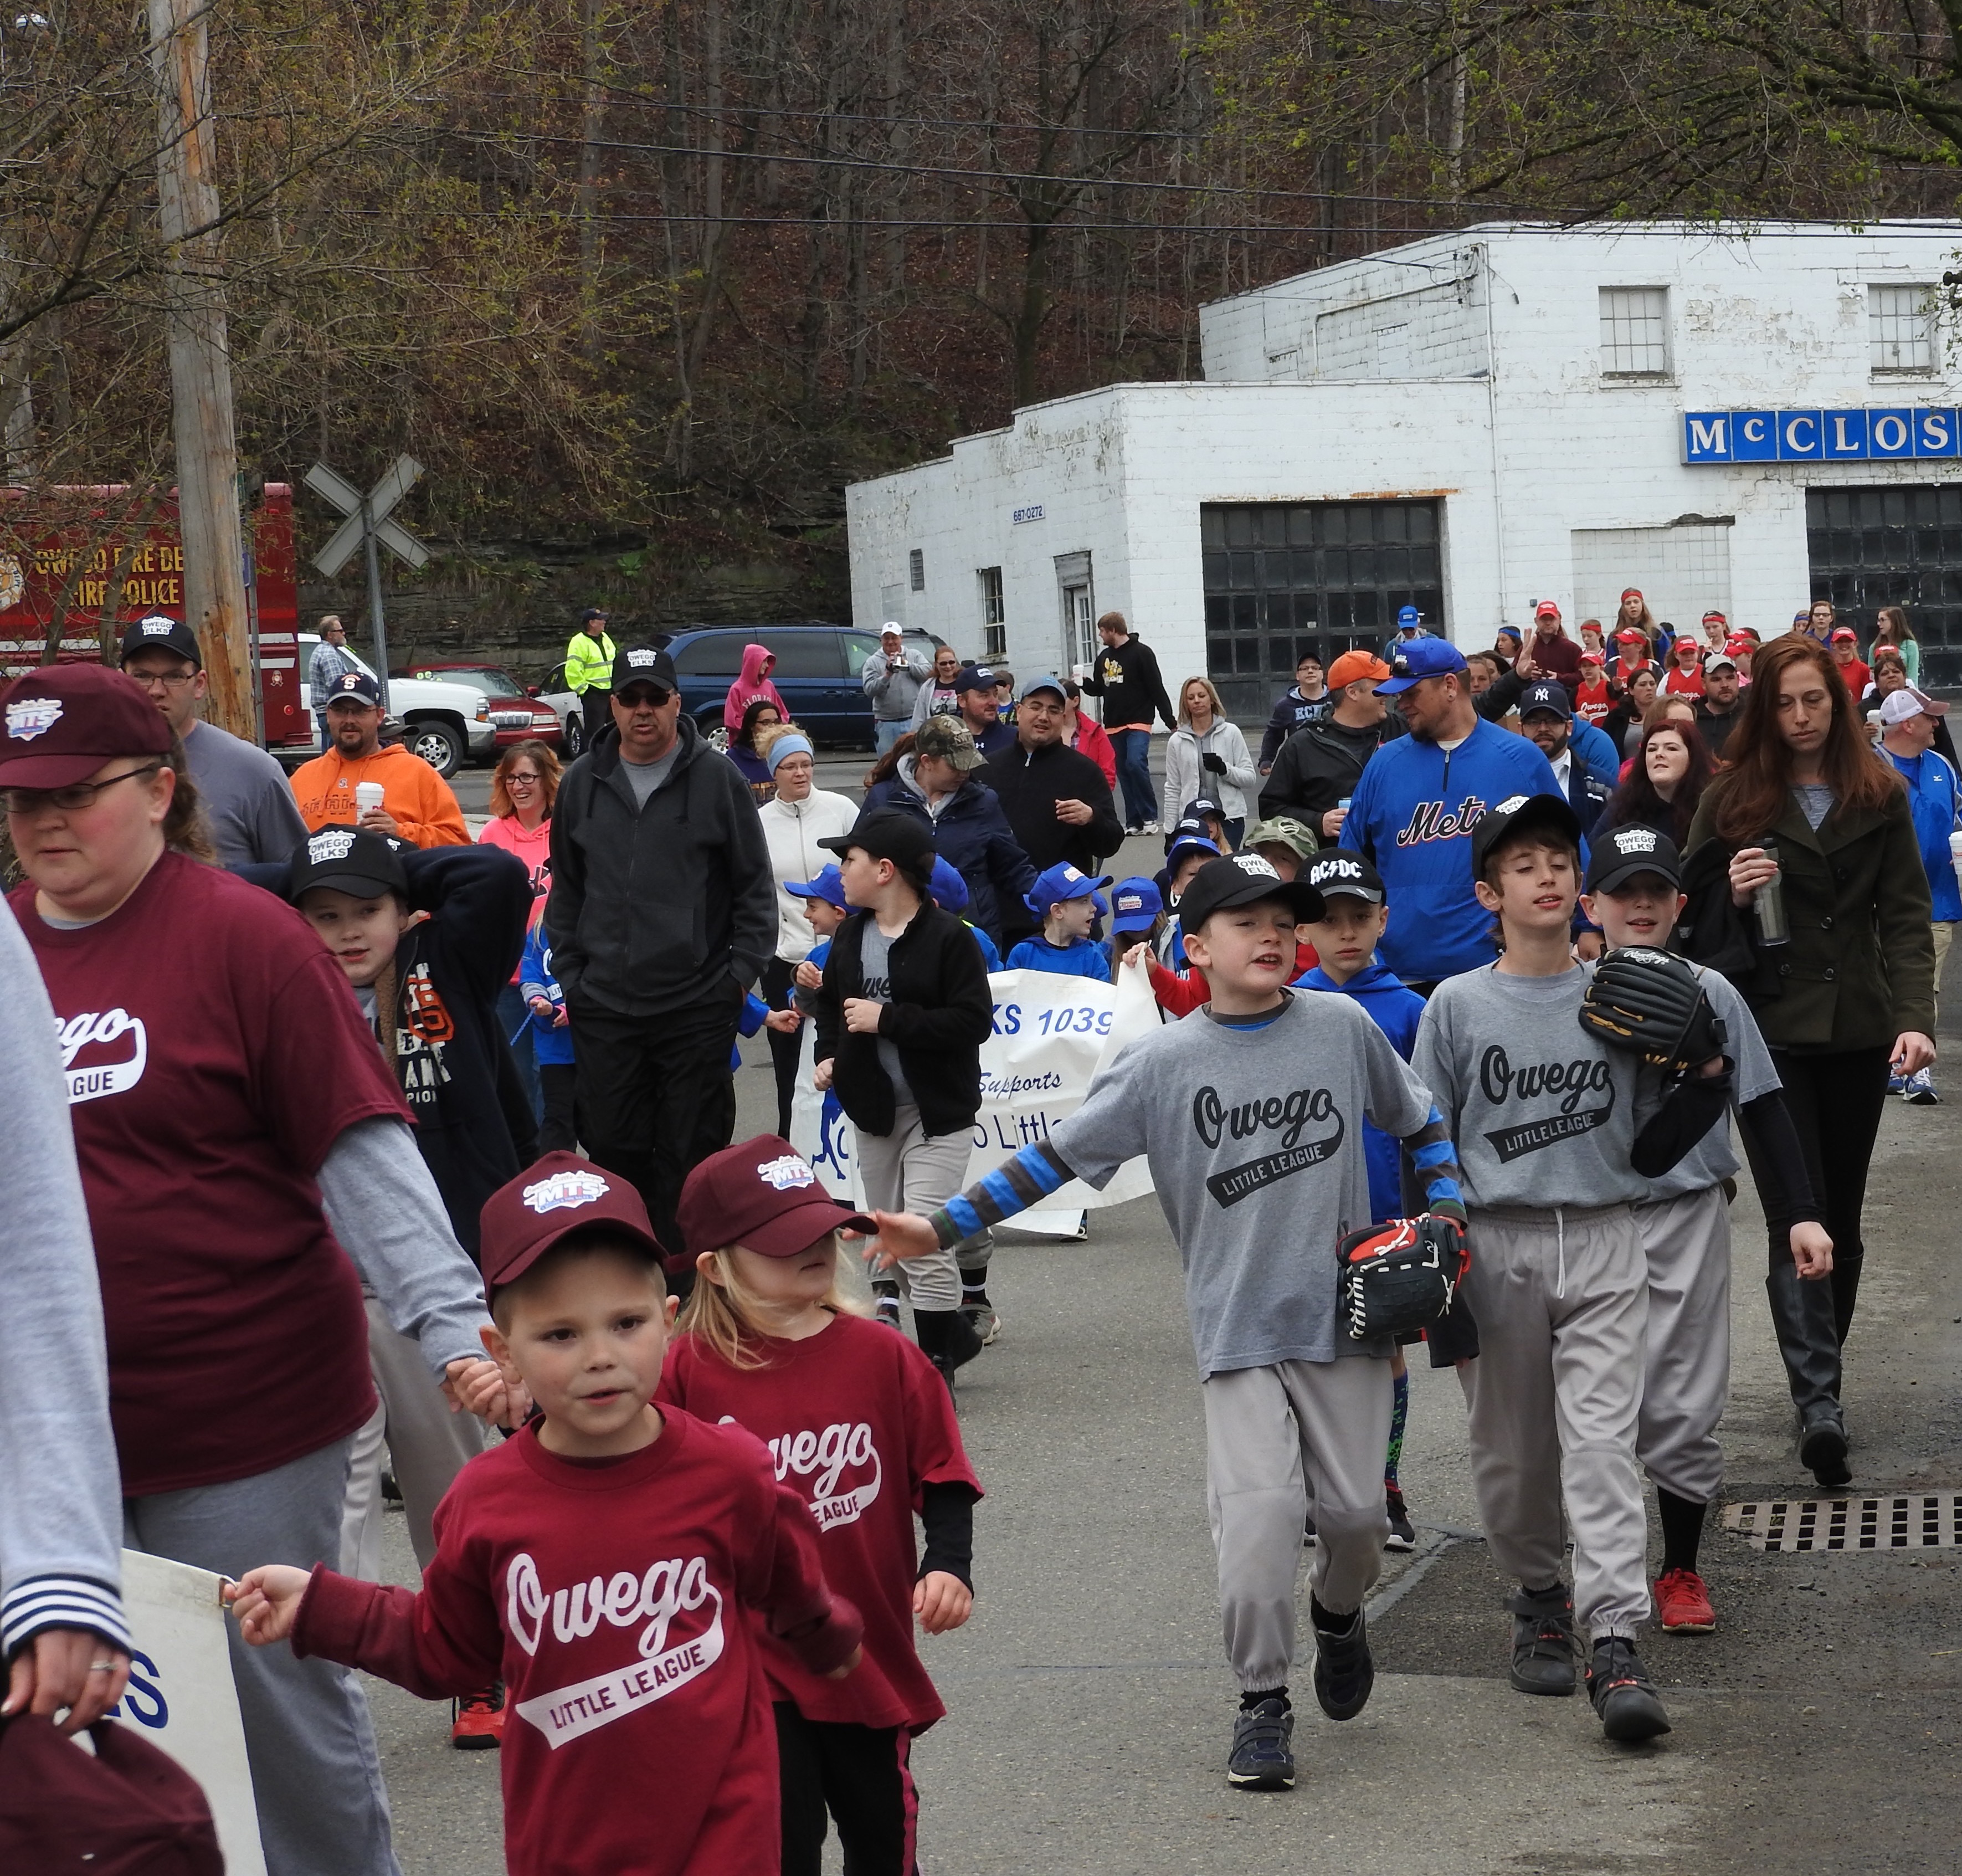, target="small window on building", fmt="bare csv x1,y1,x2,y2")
908,549,925,591
1871,284,1935,374
1599,286,1670,377
979,566,1005,656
